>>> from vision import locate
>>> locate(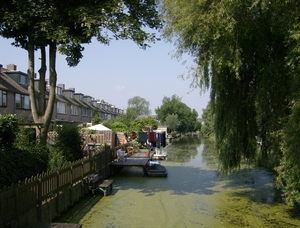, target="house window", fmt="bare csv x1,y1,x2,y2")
57,102,67,114
0,90,7,106
18,75,28,86
82,107,88,116
71,105,78,115
15,93,30,109
56,87,62,96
